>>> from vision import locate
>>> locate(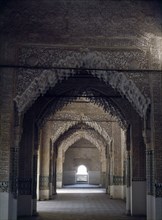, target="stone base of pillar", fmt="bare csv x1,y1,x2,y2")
106,187,109,194
155,197,162,220
147,195,155,220
56,181,62,188
52,186,57,195
32,198,37,215
17,195,33,216
49,183,53,199
0,192,17,220
147,195,162,220
109,185,125,199
126,186,131,215
39,189,49,200
131,181,146,216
